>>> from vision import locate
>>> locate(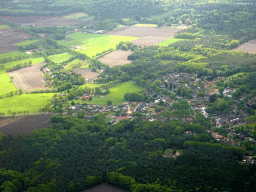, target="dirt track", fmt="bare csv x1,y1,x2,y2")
8,62,47,93
234,40,256,53
97,50,133,66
